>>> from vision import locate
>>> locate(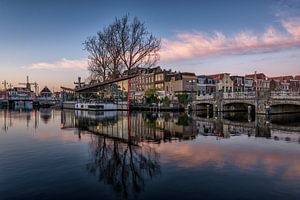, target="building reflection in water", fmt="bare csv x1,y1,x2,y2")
59,109,300,197
194,110,300,143
1,108,299,198
0,108,57,132
61,110,197,143
61,110,197,198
